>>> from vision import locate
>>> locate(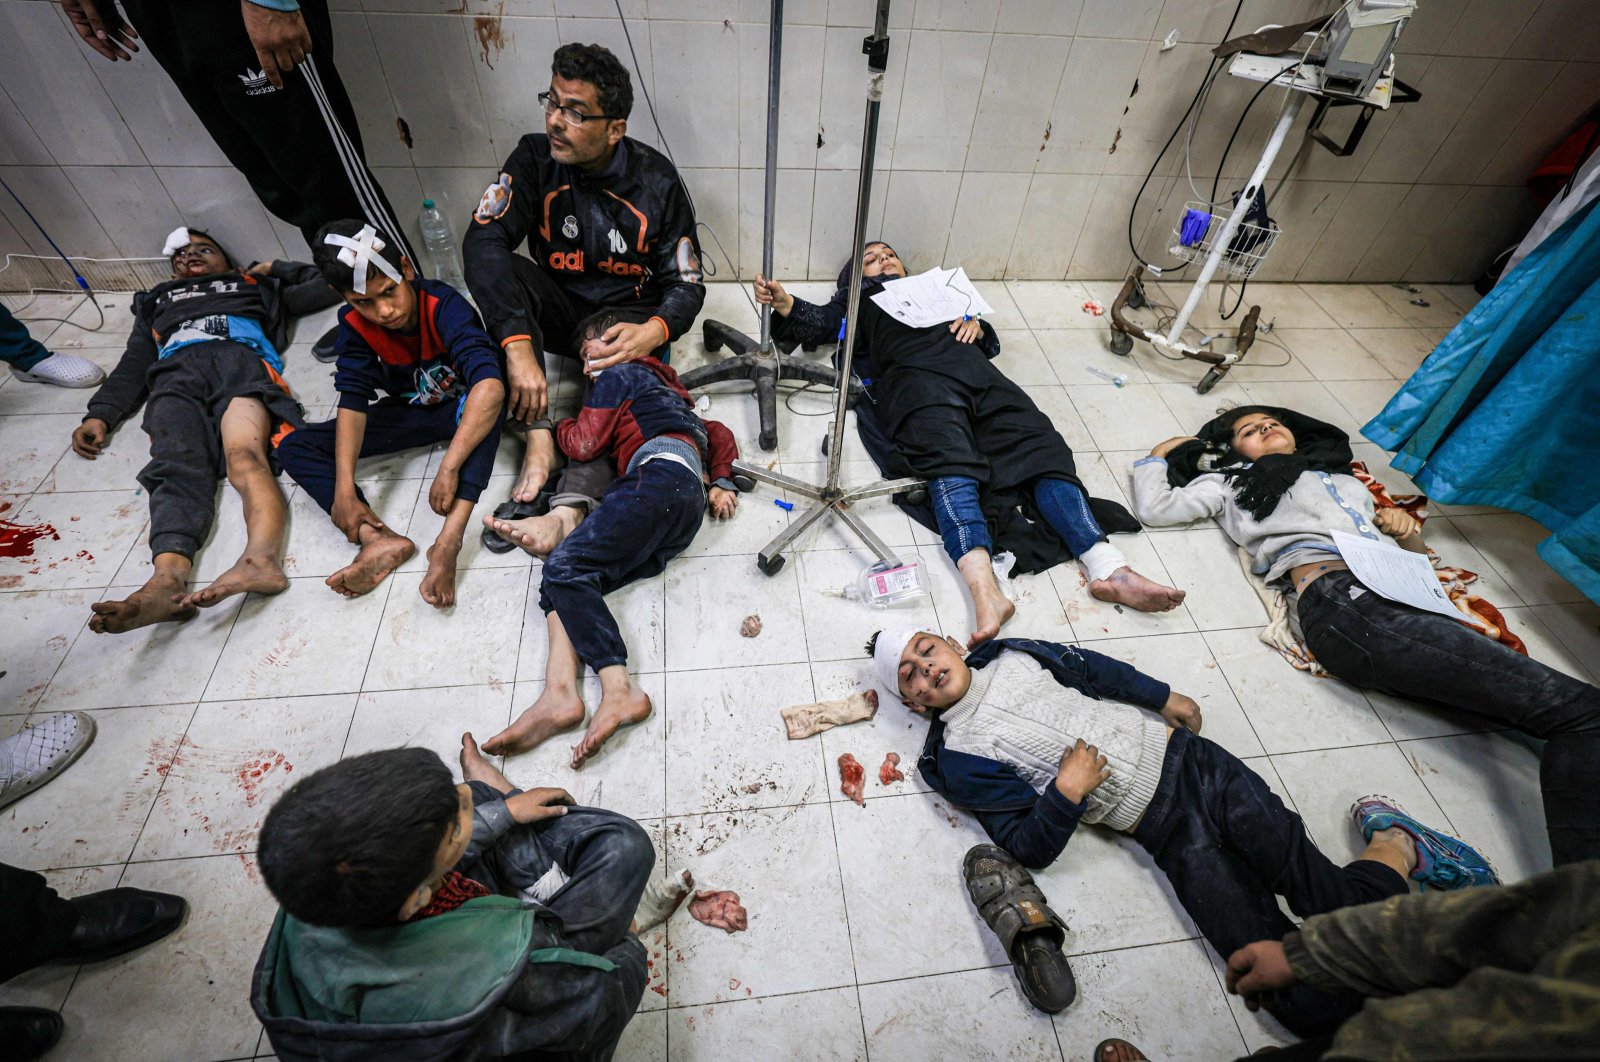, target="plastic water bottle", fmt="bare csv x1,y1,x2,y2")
419,199,466,292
